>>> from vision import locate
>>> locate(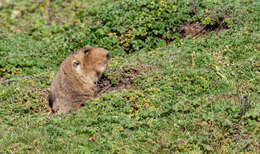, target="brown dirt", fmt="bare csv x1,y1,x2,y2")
95,62,160,97
178,18,228,38
95,67,140,97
